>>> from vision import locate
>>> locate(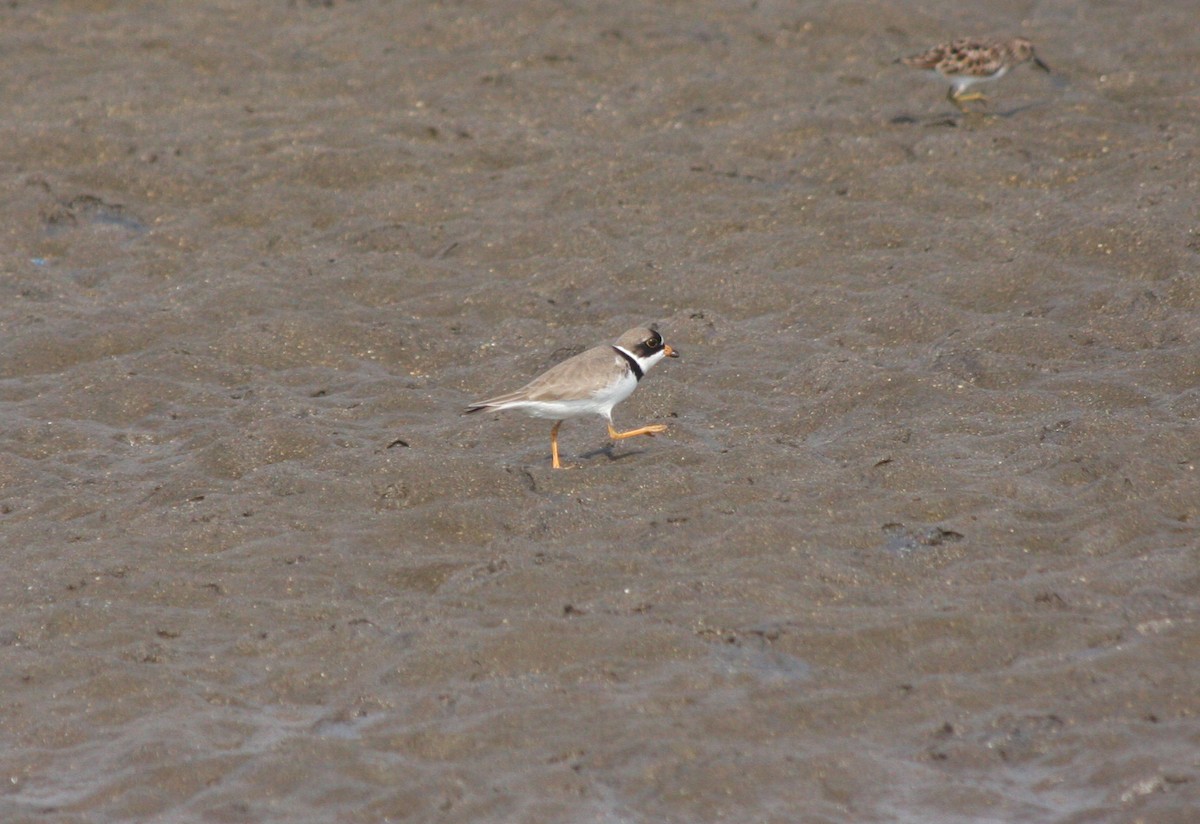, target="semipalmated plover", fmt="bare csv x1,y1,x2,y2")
901,37,1050,111
464,325,680,469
